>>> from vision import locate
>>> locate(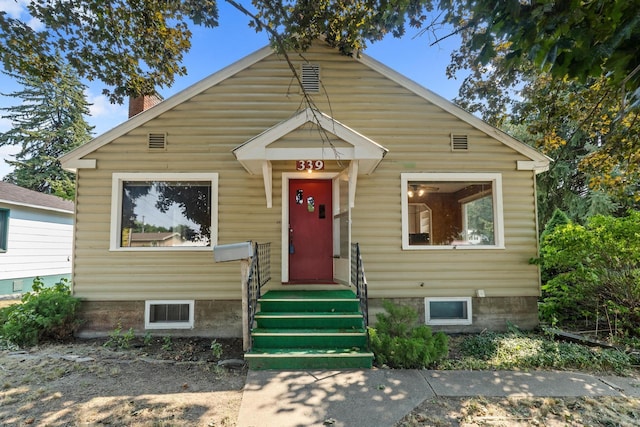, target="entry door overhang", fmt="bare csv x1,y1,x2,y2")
232,108,388,207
